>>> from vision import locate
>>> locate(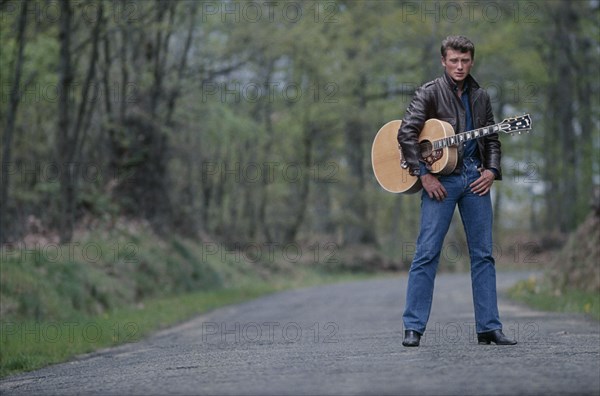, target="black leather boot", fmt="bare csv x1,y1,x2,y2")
402,330,421,347
477,329,517,345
